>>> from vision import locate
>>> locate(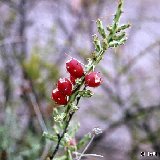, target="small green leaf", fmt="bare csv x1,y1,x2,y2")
85,58,94,72
113,32,125,41
43,132,58,141
69,103,79,114
75,78,83,85
113,0,123,25
106,25,112,32
64,133,71,143
93,34,101,52
116,23,131,33
54,113,66,122
78,90,94,98
96,19,107,38
53,125,59,134
54,155,67,160
109,37,127,47
102,38,108,50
